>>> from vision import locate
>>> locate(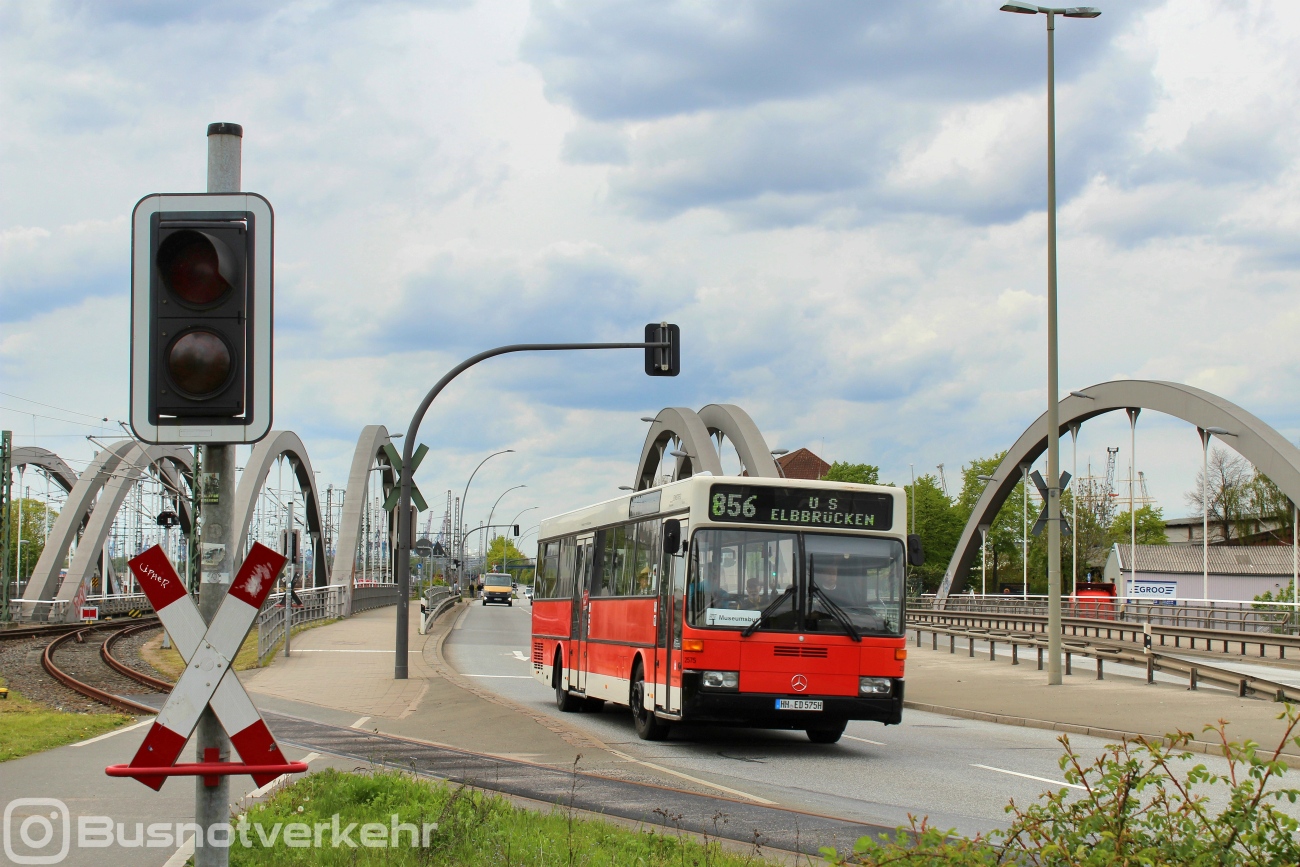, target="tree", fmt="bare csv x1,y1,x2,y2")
486,535,533,584
822,462,879,485
5,498,57,585
1107,506,1170,547
1185,448,1295,544
902,474,963,594
956,453,1025,593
